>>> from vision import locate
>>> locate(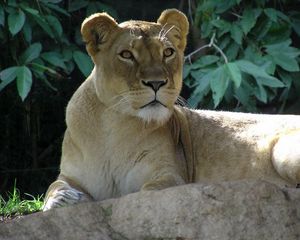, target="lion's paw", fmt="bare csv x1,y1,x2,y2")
43,189,85,211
